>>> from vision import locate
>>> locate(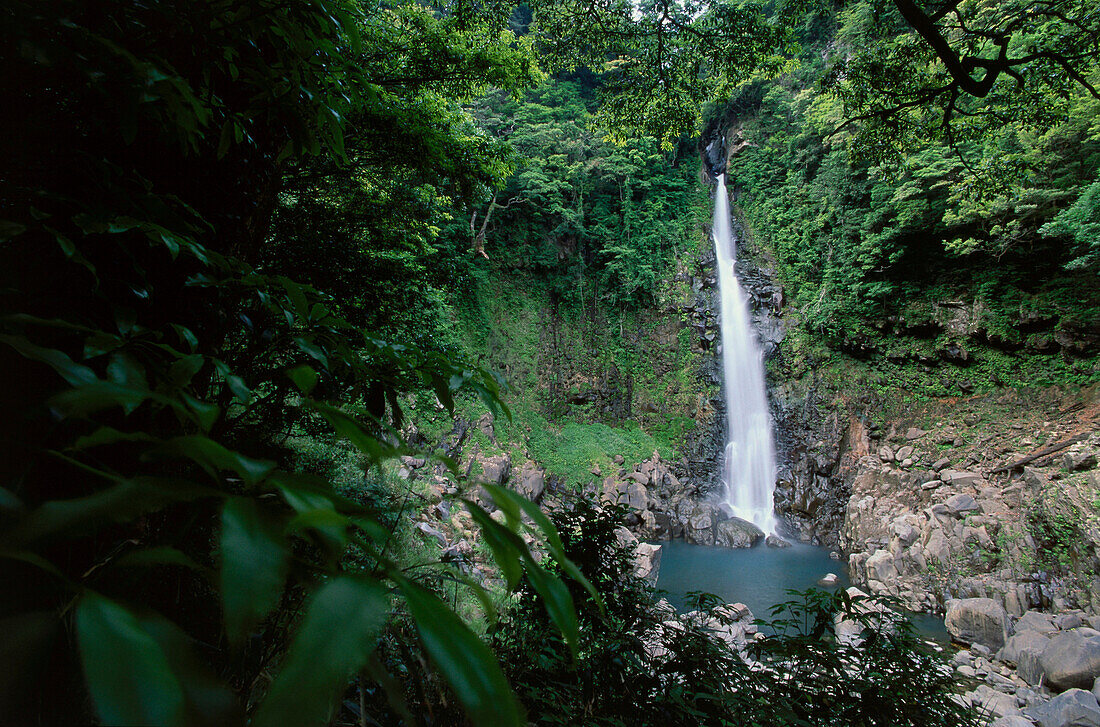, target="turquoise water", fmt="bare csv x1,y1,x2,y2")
653,540,950,644
653,540,847,618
